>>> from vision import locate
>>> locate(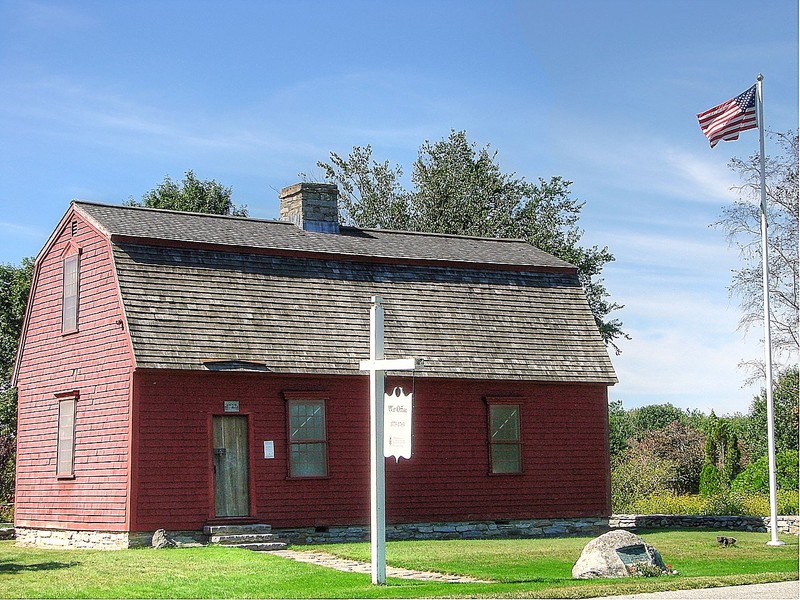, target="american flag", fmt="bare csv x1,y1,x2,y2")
697,85,758,148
